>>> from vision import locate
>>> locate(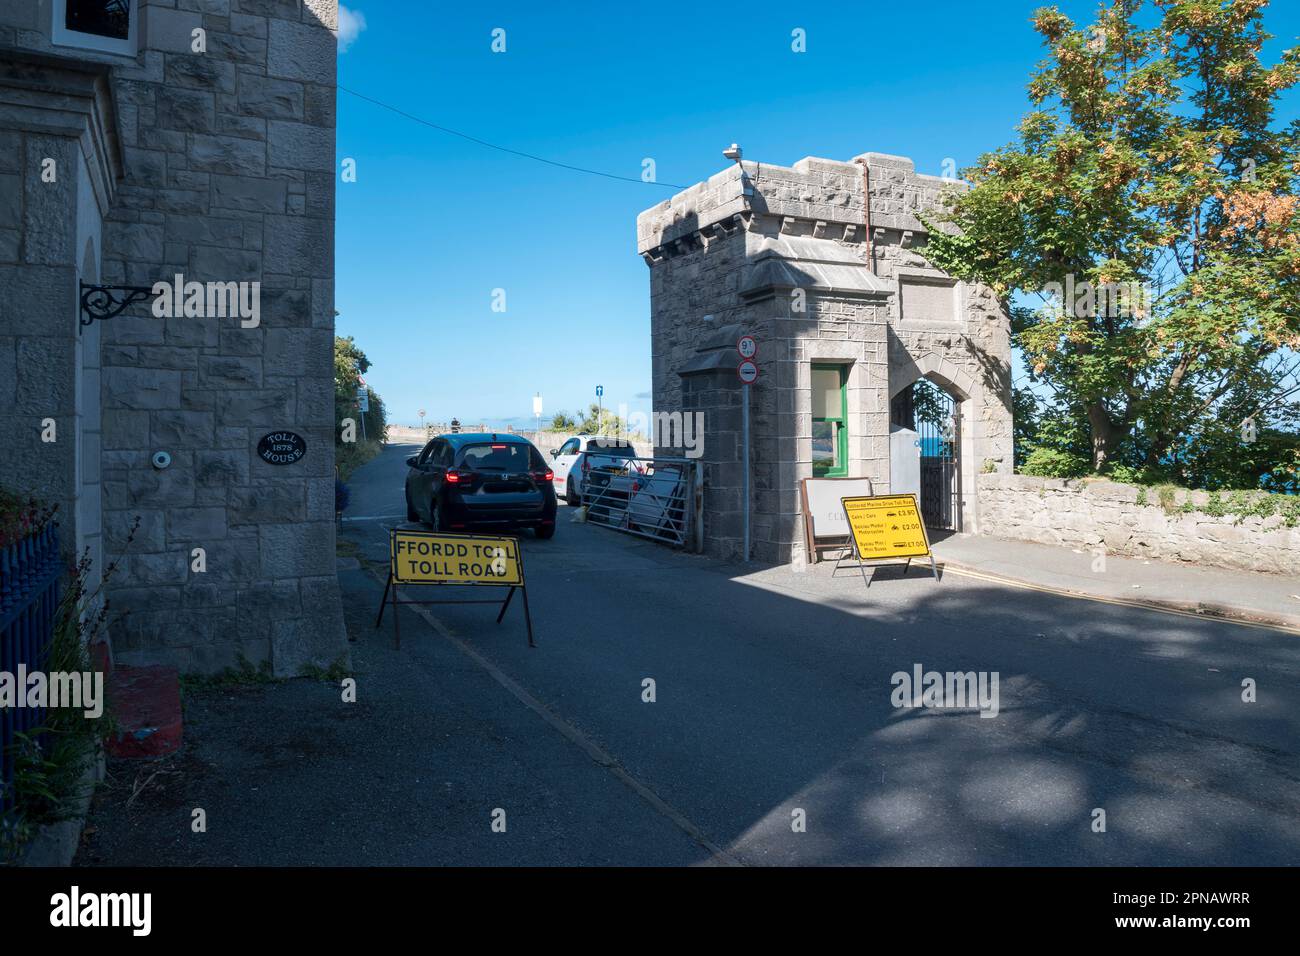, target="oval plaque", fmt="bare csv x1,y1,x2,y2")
258,431,307,465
